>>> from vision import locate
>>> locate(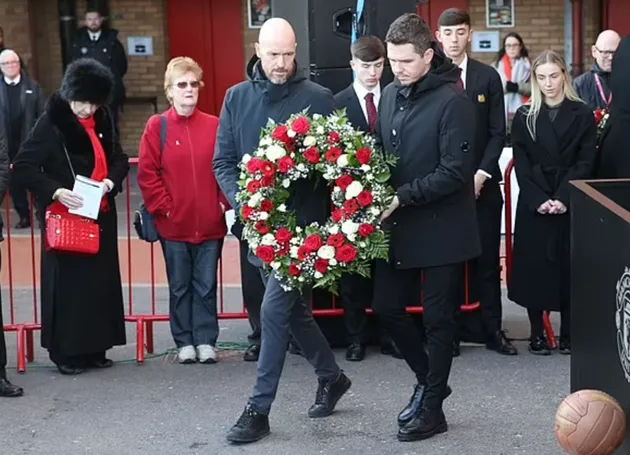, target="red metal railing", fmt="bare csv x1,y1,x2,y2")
3,158,481,371
503,158,557,348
